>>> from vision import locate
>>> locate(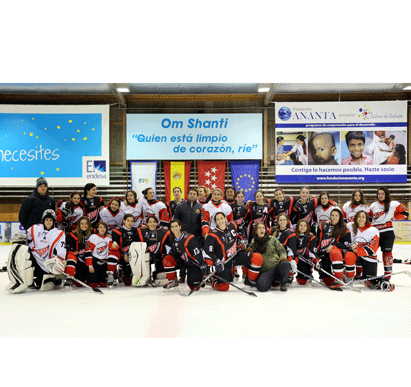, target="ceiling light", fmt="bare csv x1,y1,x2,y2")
116,87,130,93
402,85,411,90
258,87,270,93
